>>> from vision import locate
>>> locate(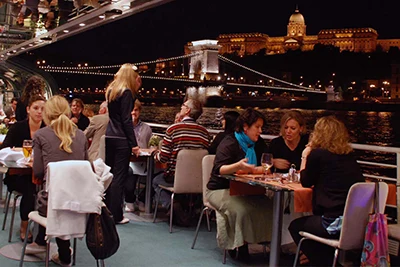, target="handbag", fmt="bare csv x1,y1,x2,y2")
361,182,391,267
86,205,120,260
